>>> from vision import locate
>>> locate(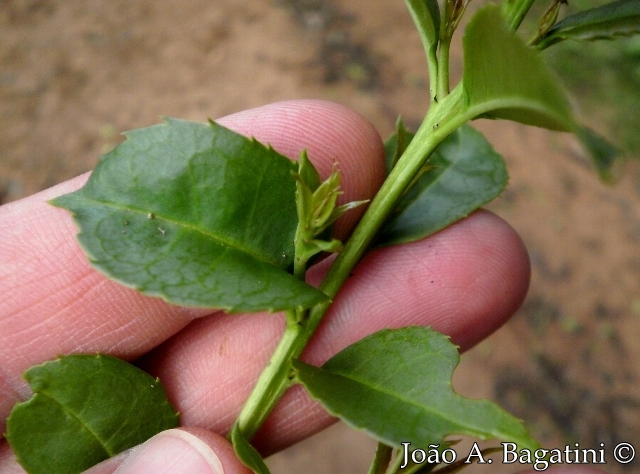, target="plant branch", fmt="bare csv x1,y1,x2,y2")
386,449,406,474
234,83,468,443
437,37,451,98
367,443,393,474
234,310,302,439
